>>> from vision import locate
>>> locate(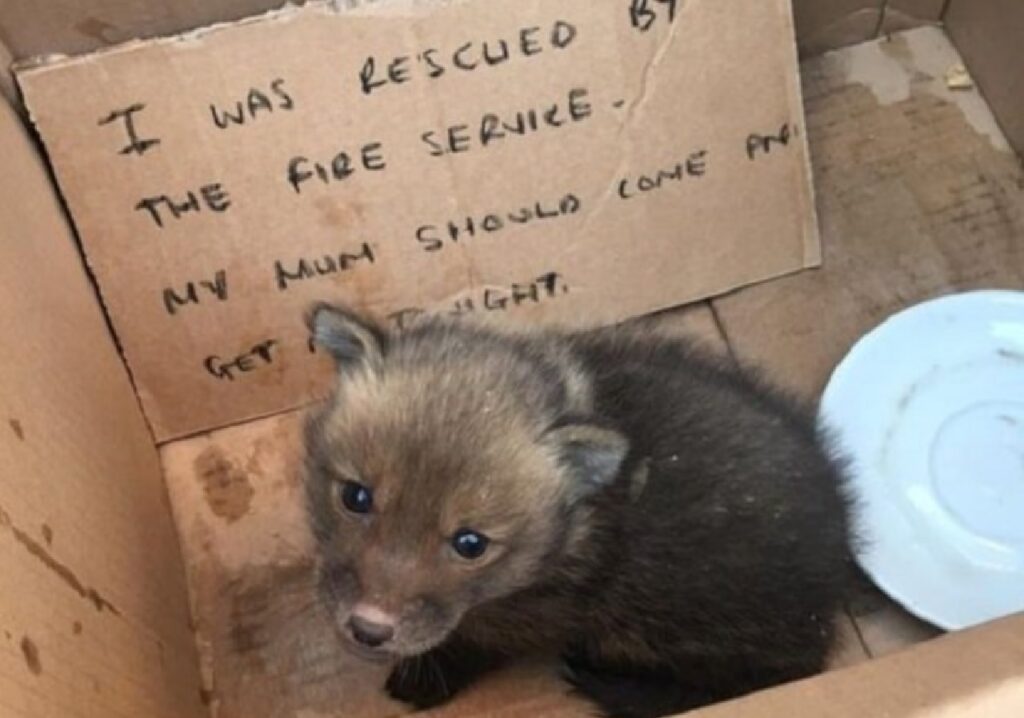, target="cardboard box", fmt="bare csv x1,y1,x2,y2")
2,2,1023,718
